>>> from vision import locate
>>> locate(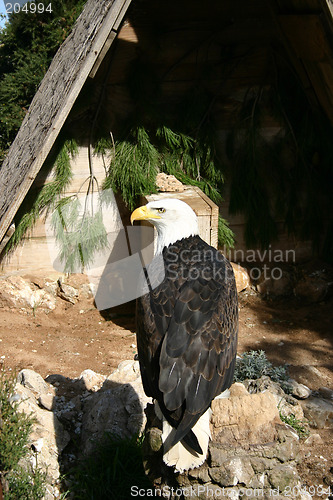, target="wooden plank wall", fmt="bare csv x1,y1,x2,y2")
98,0,317,262
0,0,132,247
1,146,108,275
3,0,333,272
